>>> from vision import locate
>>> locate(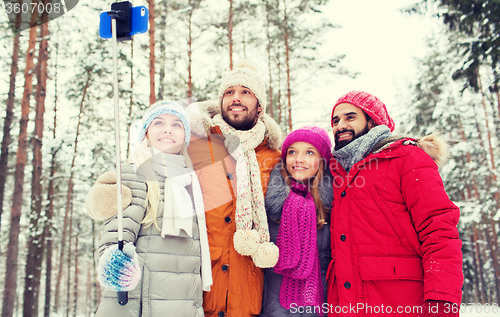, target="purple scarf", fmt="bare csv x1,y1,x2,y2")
274,180,323,314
